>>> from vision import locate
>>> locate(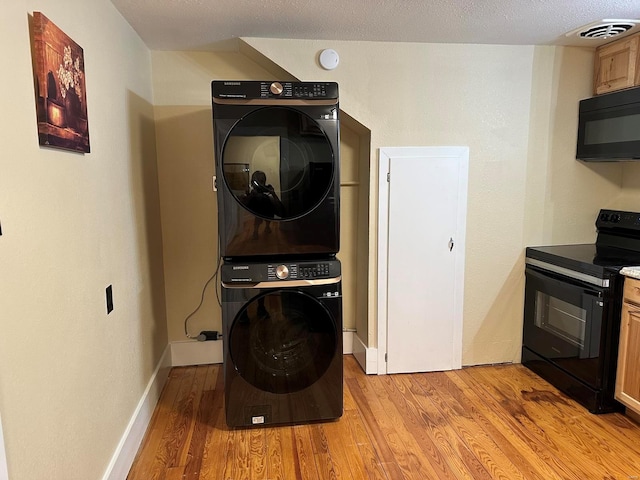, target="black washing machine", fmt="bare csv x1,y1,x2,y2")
212,80,340,260
221,258,343,427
